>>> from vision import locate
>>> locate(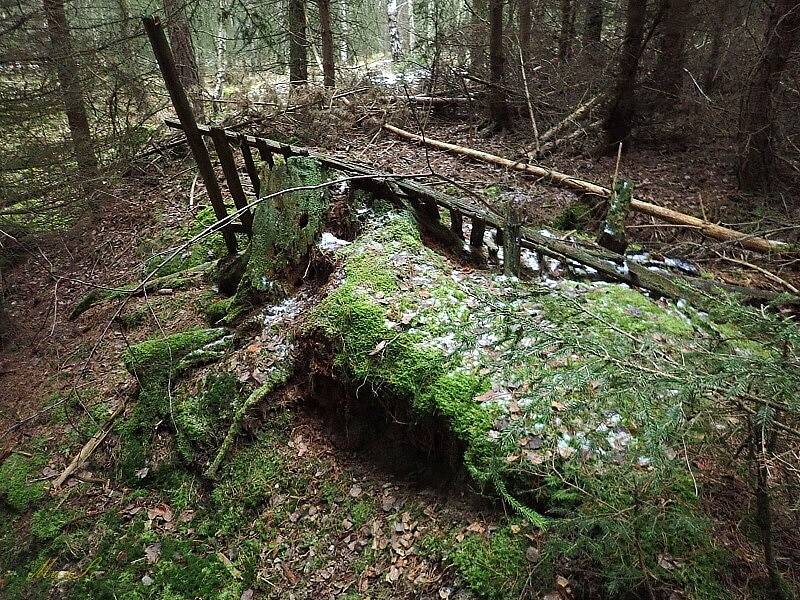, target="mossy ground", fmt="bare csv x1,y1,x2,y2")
308,210,790,598
4,201,797,600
